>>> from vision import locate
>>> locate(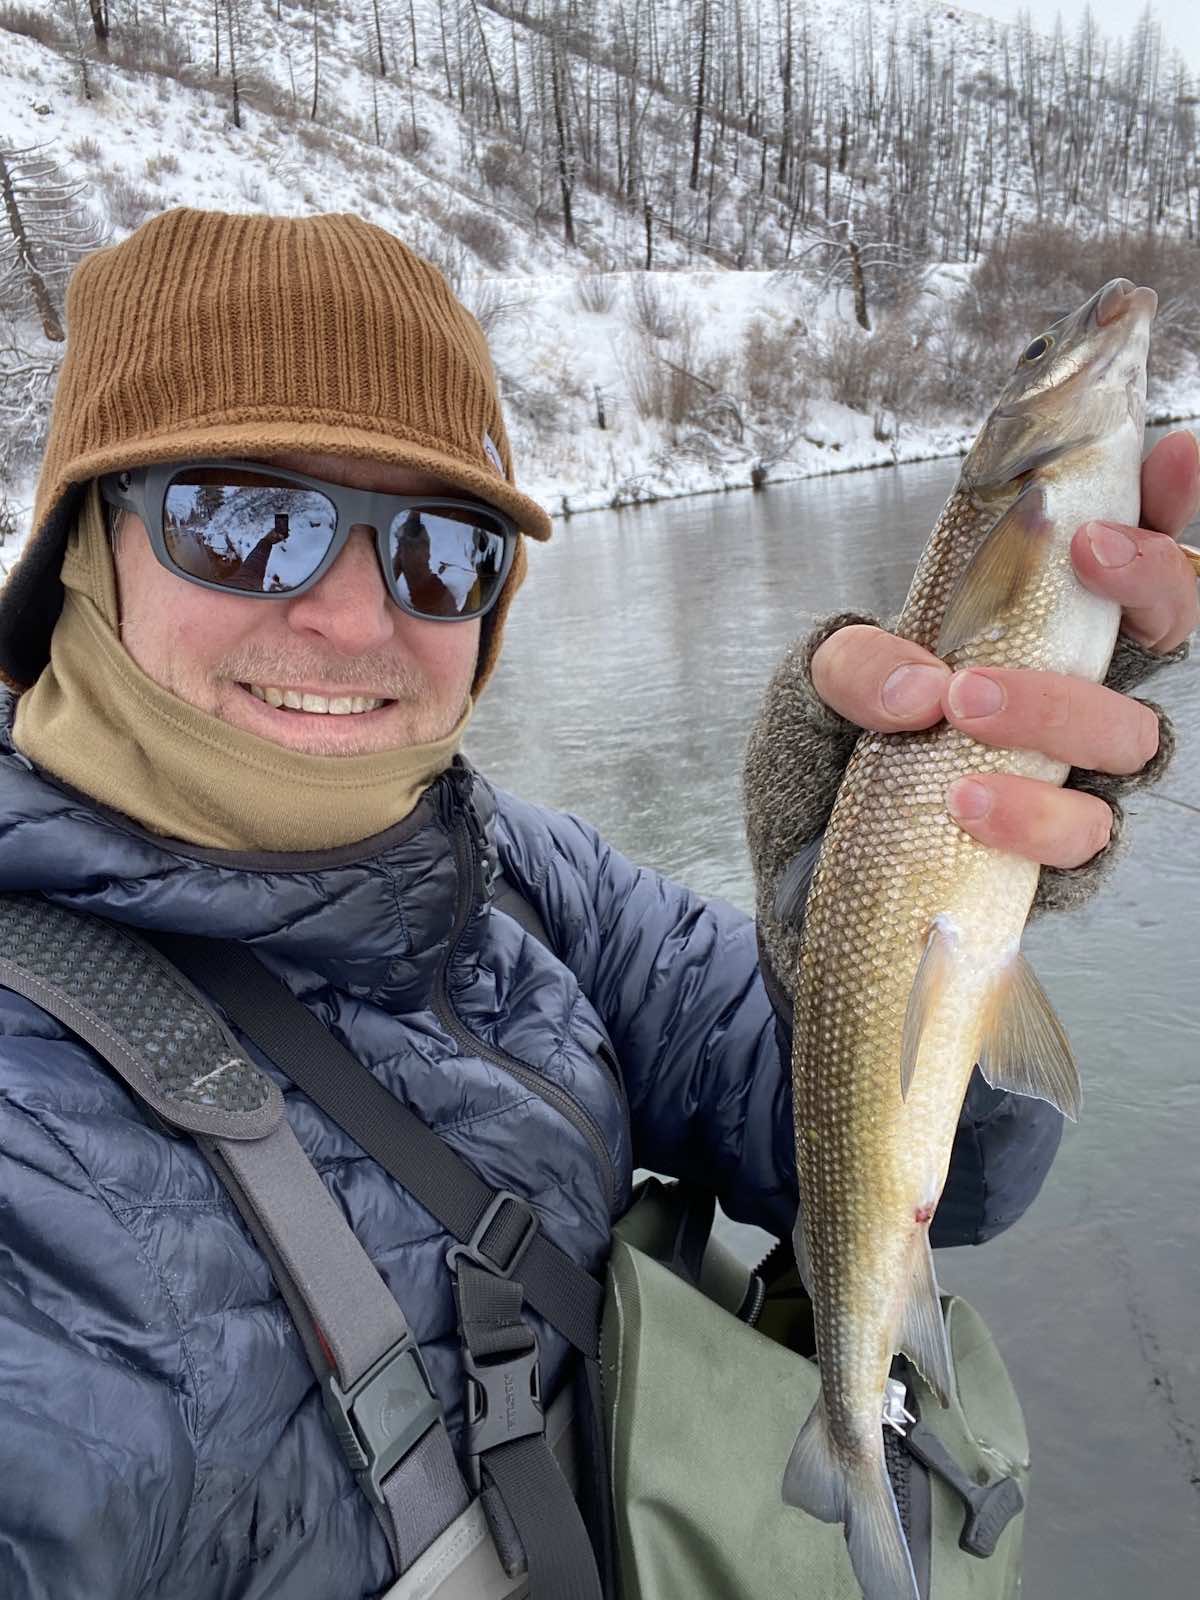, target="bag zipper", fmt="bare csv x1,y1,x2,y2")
434,770,618,1215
